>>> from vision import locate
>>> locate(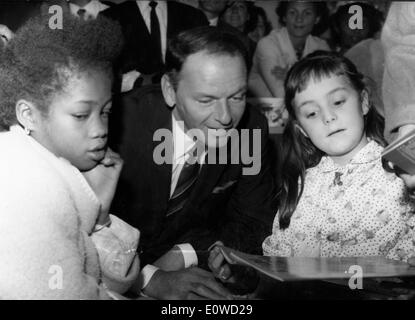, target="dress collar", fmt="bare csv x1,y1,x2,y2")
317,140,382,173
